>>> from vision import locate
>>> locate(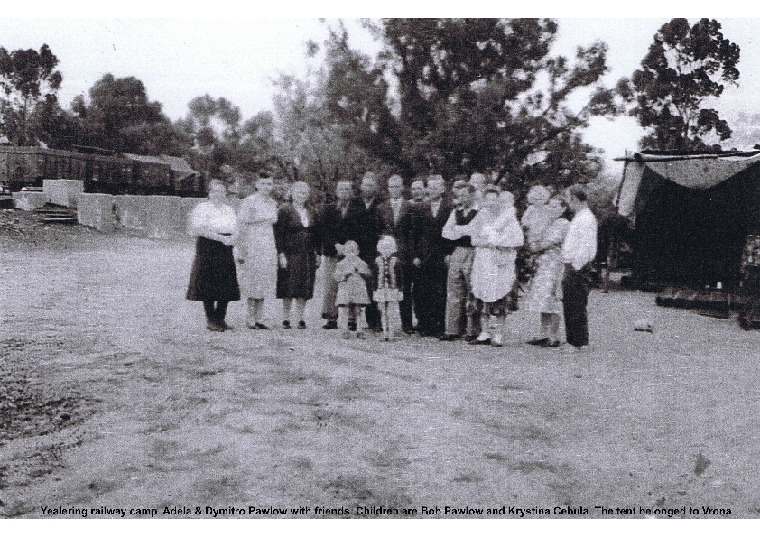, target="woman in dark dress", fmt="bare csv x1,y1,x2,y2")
274,181,320,329
186,179,240,331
